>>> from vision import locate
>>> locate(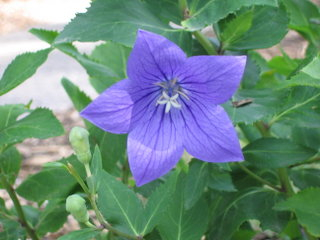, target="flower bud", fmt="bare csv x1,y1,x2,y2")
69,127,91,164
66,194,89,223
